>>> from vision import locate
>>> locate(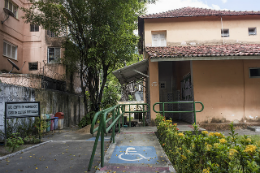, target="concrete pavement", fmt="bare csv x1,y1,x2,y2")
96,127,176,173
0,127,110,173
